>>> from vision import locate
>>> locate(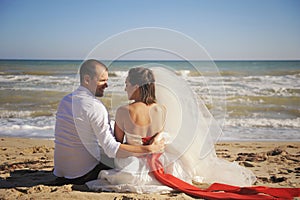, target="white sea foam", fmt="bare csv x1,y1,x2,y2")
222,126,300,141
0,74,77,92
0,110,34,118
0,74,77,83
225,117,300,128
0,116,55,138
112,71,128,77
0,125,54,138
4,124,53,131
188,74,300,97
177,70,190,77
